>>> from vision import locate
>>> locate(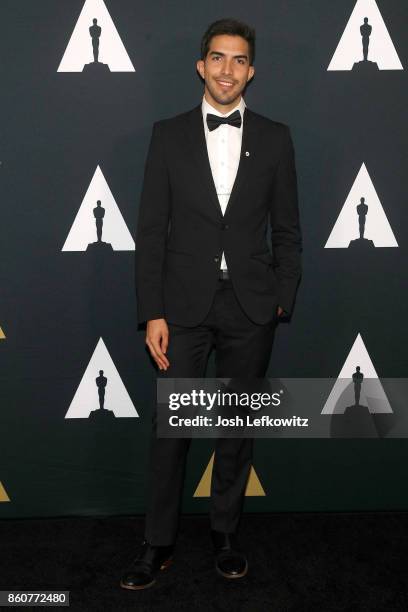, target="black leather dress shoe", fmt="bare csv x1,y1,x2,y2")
211,529,248,579
119,540,174,590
